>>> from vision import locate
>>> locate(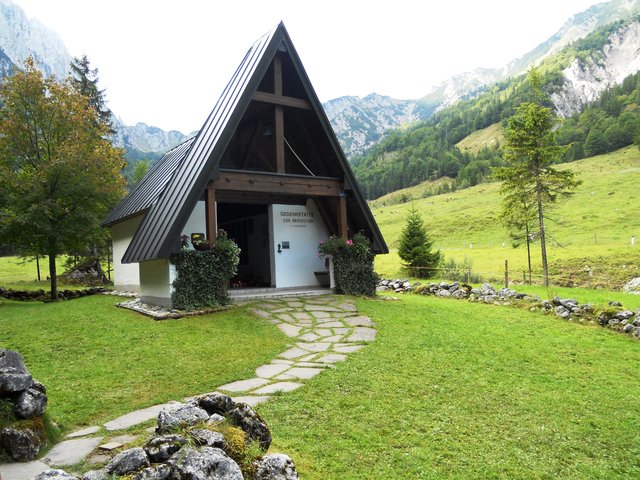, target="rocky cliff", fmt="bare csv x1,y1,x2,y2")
551,20,640,117
0,0,71,78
